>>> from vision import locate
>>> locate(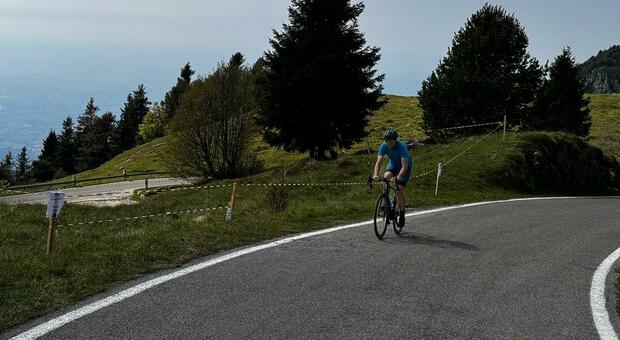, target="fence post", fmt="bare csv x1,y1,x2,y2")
144,178,149,192
226,182,238,221
46,213,56,256
503,115,507,141
435,163,443,196
72,175,77,187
